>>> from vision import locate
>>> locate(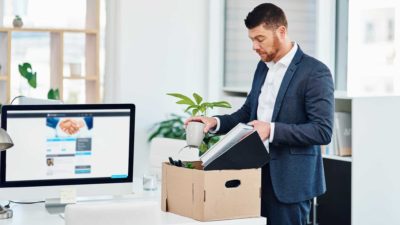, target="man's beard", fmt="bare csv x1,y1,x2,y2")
259,35,280,62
